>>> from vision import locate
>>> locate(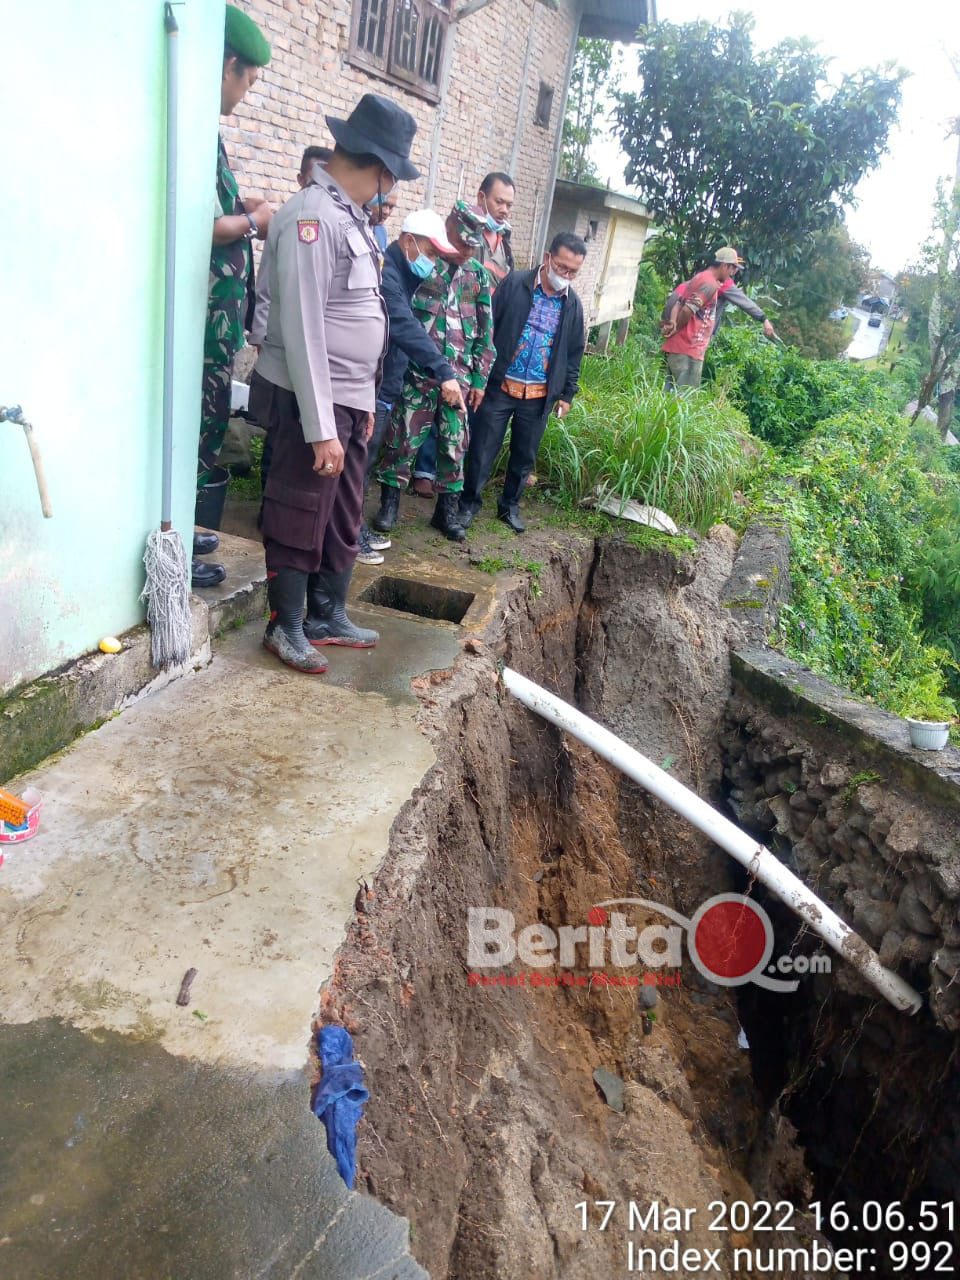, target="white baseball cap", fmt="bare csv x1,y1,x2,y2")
400,209,456,253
